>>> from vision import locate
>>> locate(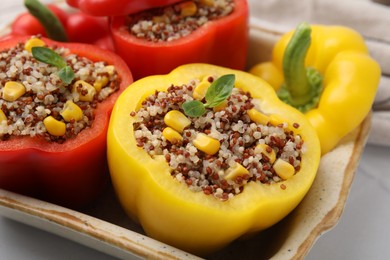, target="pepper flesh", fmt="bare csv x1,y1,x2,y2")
0,36,133,209
109,0,249,80
250,24,381,154
107,63,320,255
